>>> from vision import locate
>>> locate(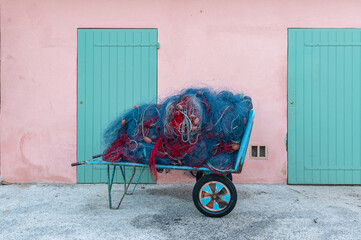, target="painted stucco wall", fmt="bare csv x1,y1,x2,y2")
1,0,361,183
